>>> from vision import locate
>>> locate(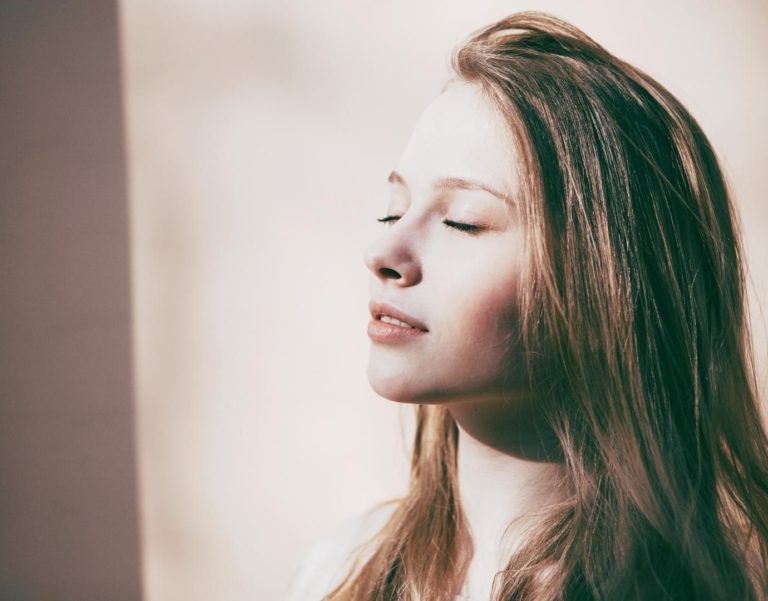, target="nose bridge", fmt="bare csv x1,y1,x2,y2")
364,214,423,286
